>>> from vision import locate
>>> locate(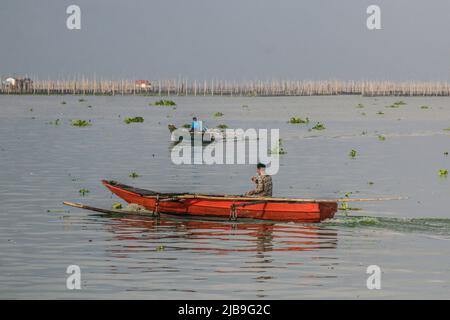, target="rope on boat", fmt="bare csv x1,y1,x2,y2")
153,195,160,217
228,200,271,221
229,204,238,221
